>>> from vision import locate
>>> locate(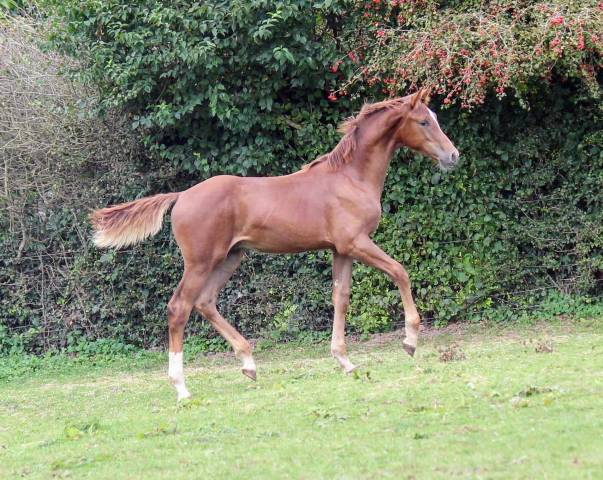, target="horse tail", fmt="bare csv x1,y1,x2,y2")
90,192,180,249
